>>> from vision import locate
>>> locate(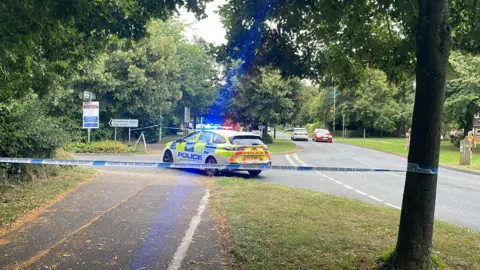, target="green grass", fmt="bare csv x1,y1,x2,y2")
267,139,297,154
336,138,480,171
159,135,182,144
211,178,480,269
0,167,97,229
